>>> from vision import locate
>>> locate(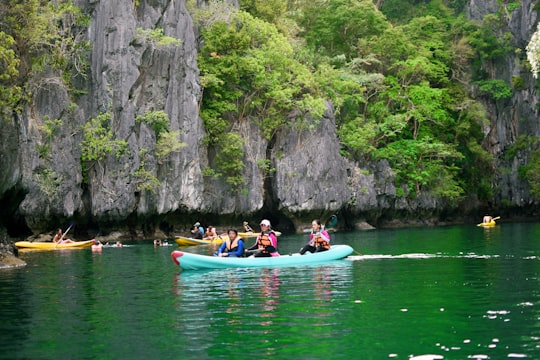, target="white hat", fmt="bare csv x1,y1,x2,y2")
260,219,271,227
